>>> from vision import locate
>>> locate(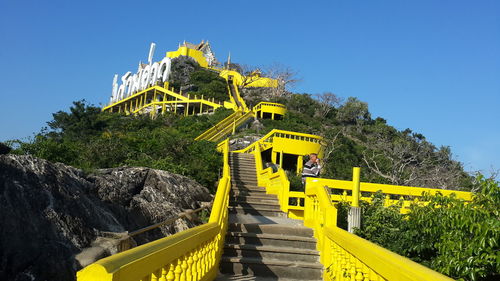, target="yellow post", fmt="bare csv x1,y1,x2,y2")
348,167,361,233
279,150,284,166
352,167,361,207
